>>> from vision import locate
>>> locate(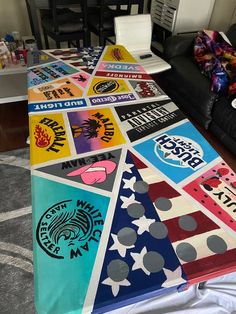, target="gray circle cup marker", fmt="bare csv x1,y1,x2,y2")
127,203,145,218
207,235,227,254
155,197,172,211
149,221,168,239
178,215,197,231
107,259,129,282
133,180,149,194
176,242,197,262
117,227,137,246
143,251,165,273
